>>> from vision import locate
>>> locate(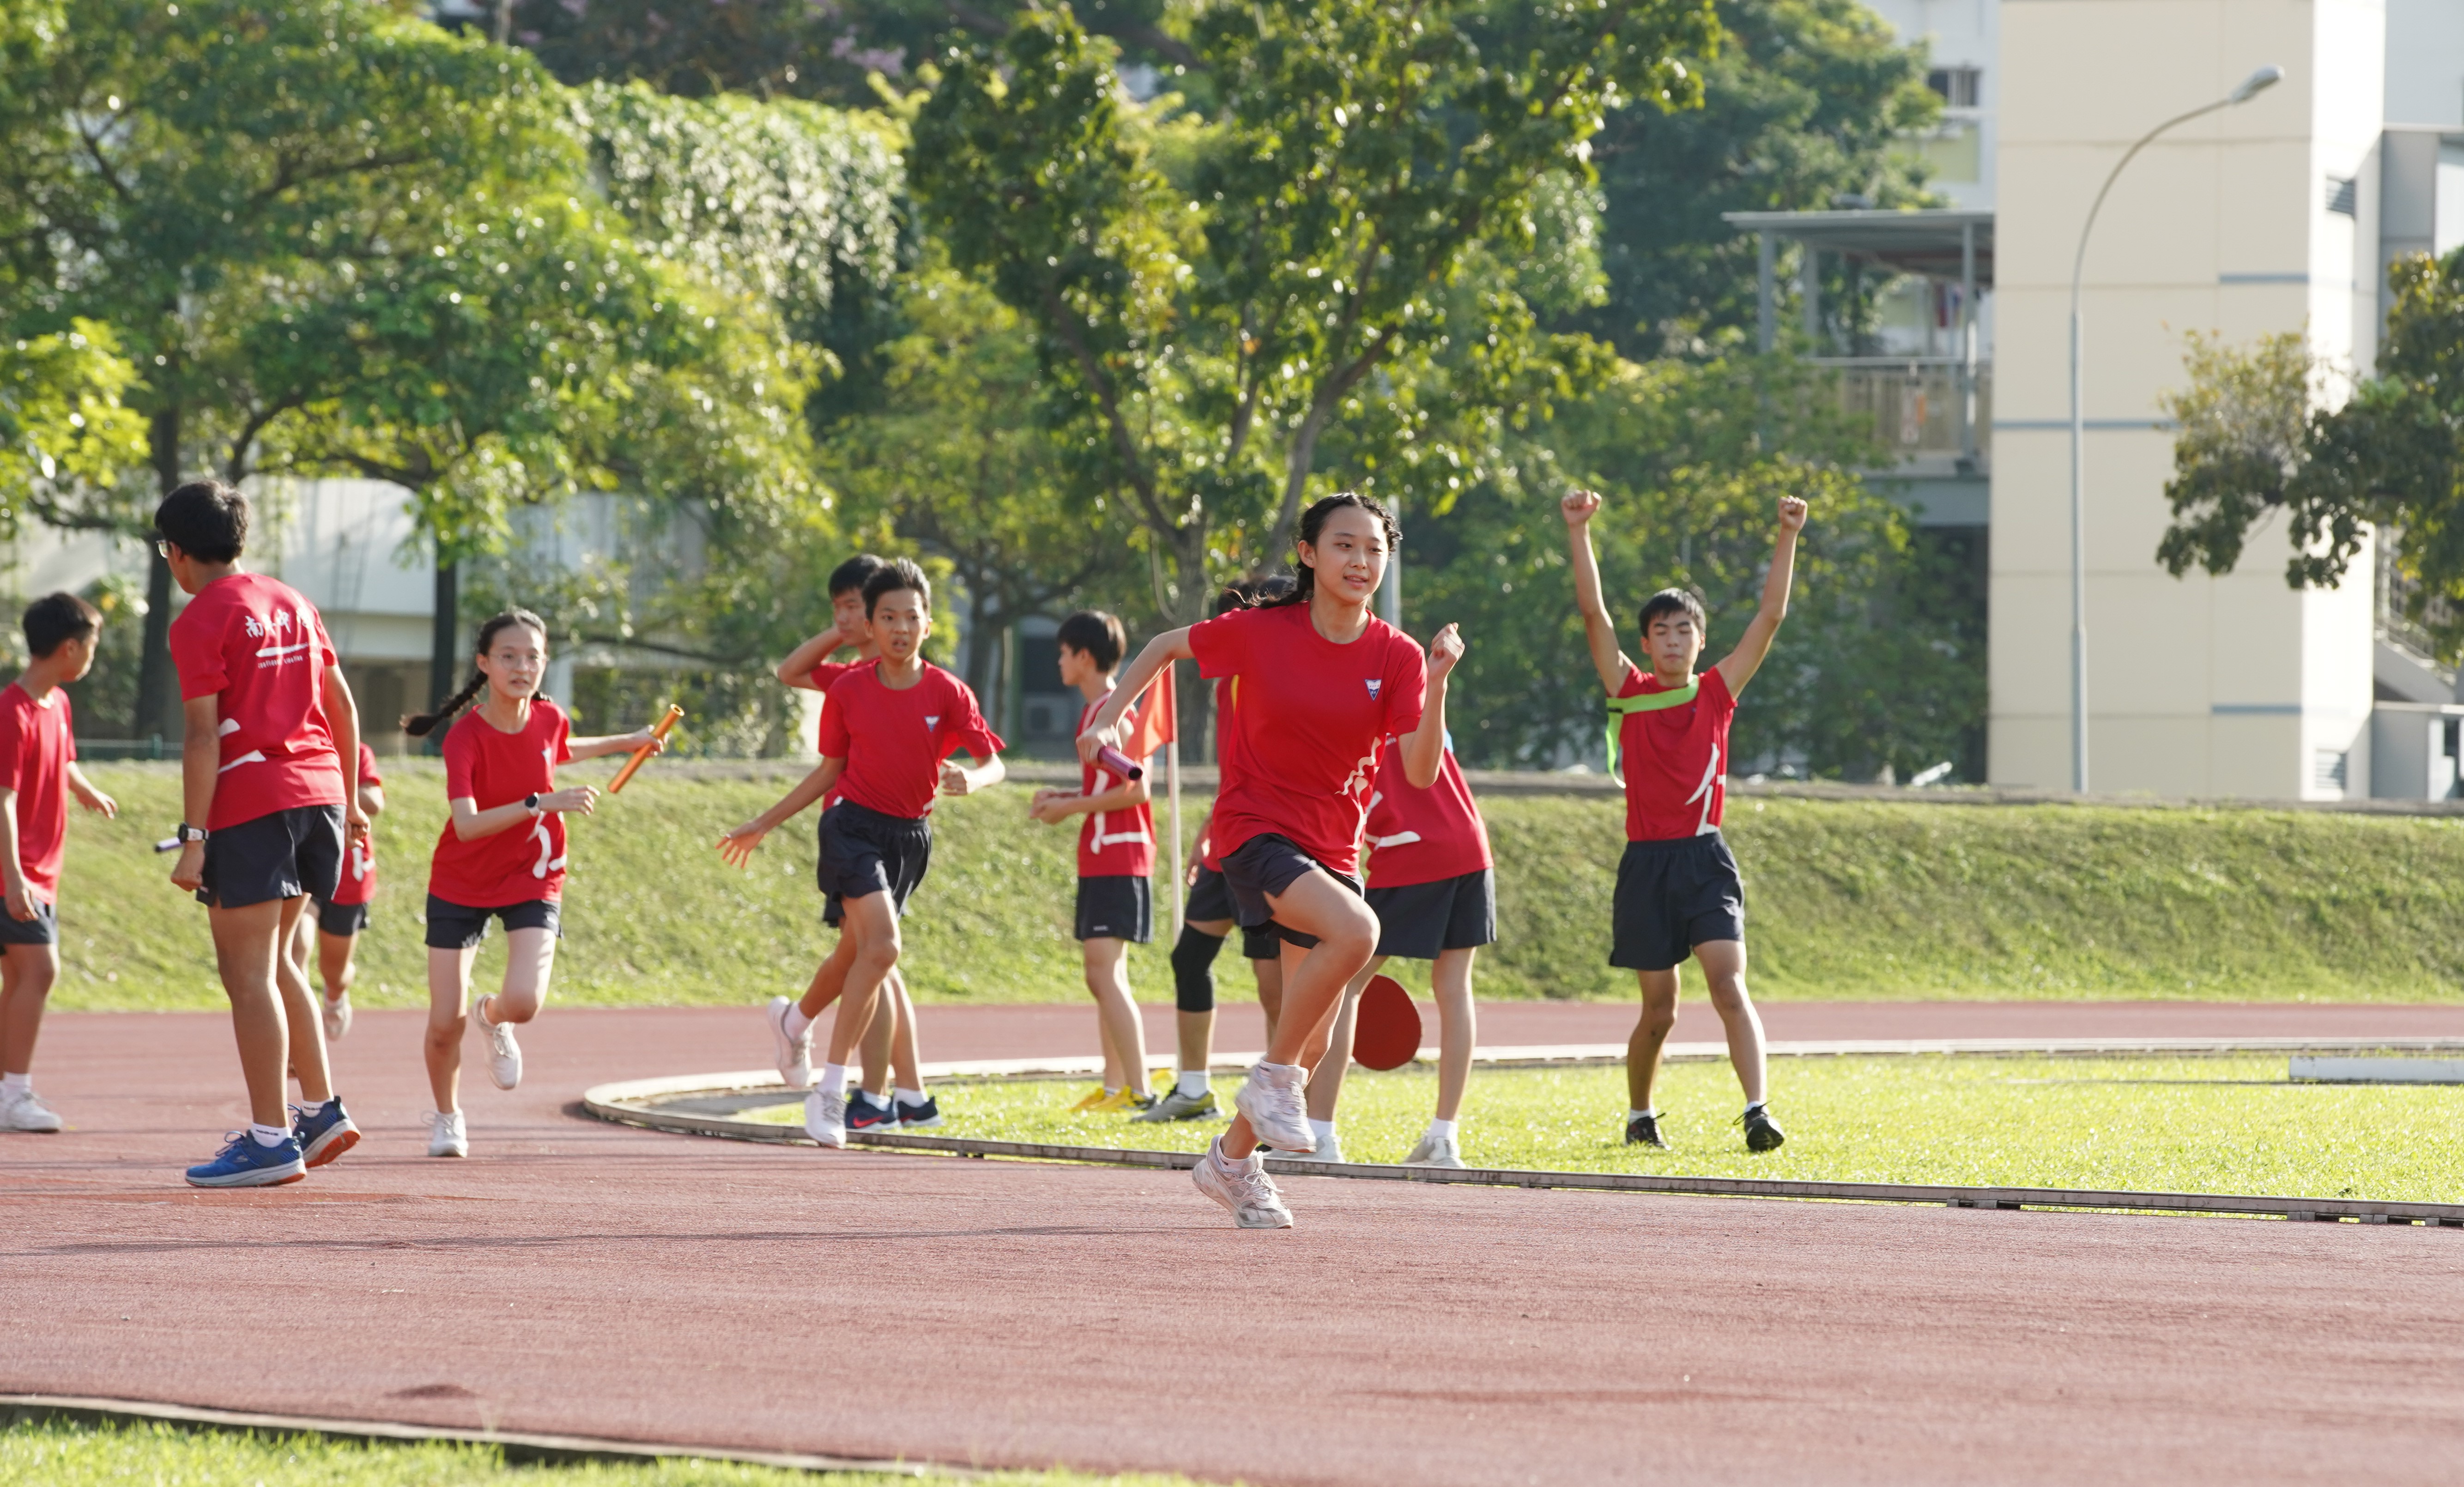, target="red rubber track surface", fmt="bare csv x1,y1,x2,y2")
4,1003,2462,1486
